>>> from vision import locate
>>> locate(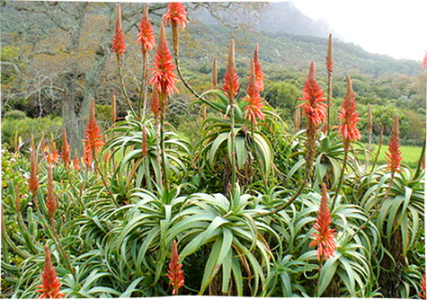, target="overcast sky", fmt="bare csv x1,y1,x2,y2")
290,0,427,61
